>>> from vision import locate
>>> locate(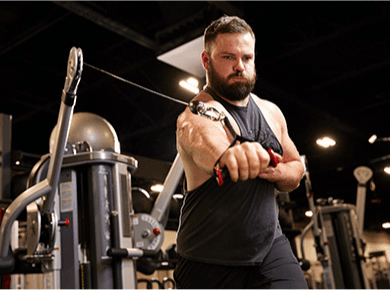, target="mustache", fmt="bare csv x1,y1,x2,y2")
228,71,248,80
228,70,257,83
